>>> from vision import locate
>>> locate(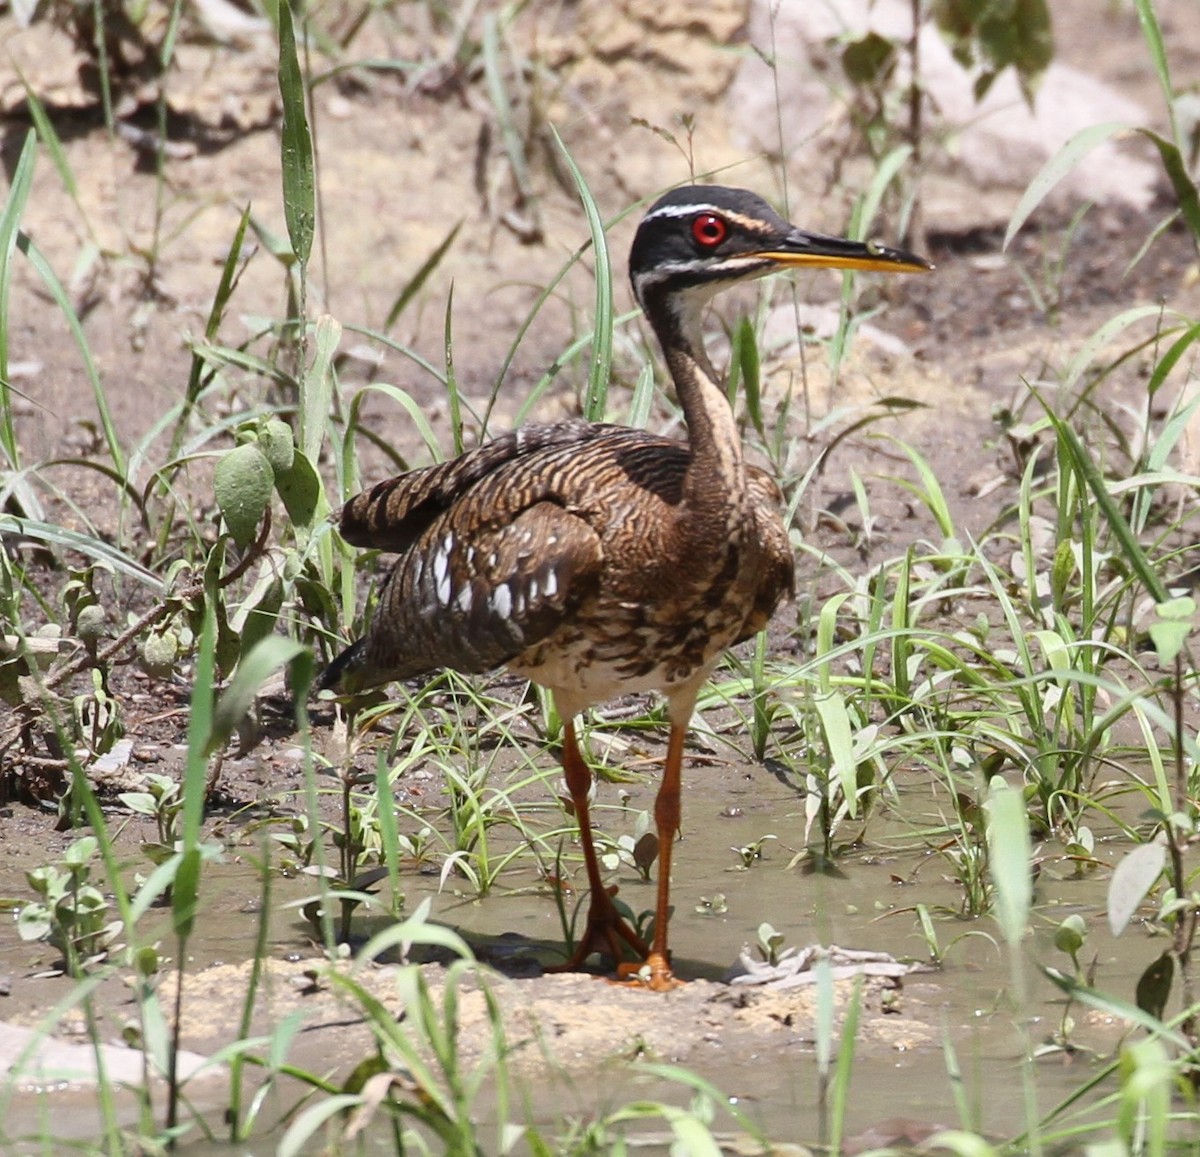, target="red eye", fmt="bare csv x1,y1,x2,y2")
691,213,727,248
